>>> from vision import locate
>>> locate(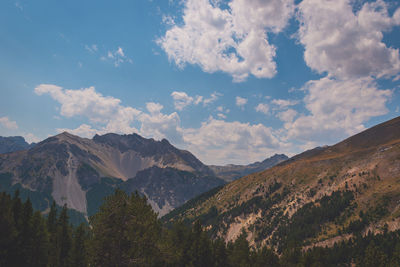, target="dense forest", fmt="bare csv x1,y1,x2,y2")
1,189,400,266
